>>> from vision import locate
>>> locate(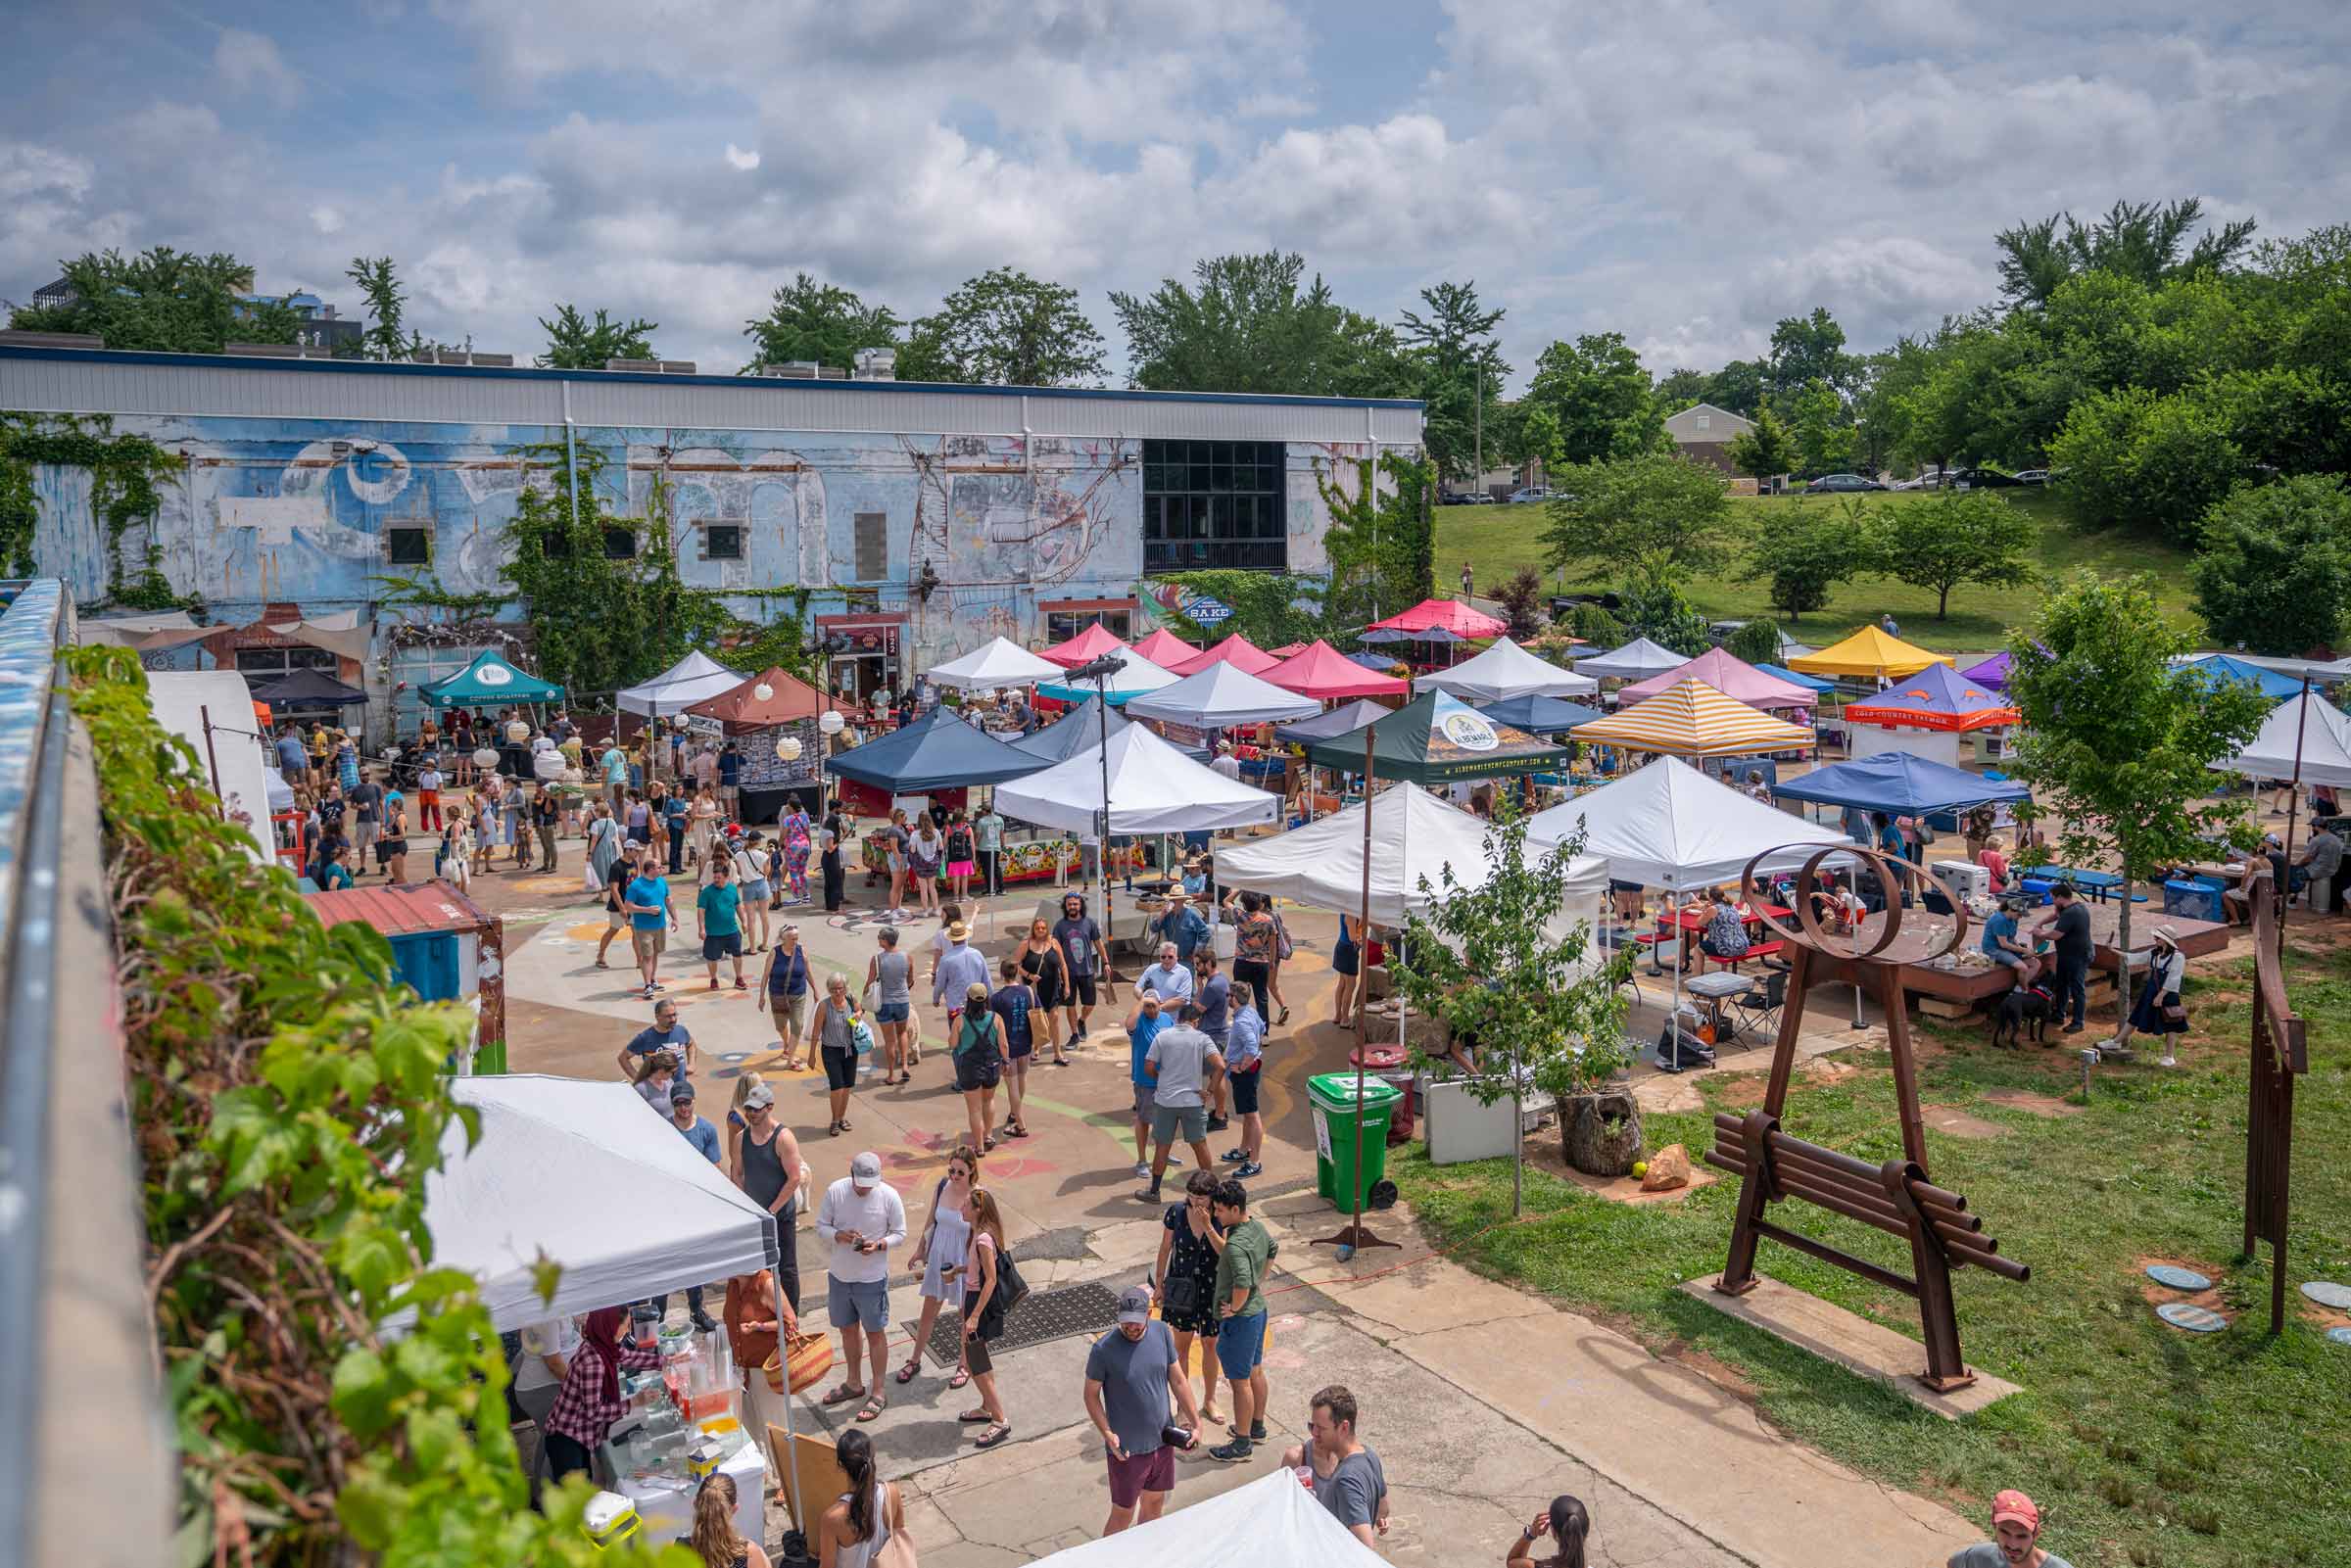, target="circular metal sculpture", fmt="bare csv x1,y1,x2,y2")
1739,844,1971,969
